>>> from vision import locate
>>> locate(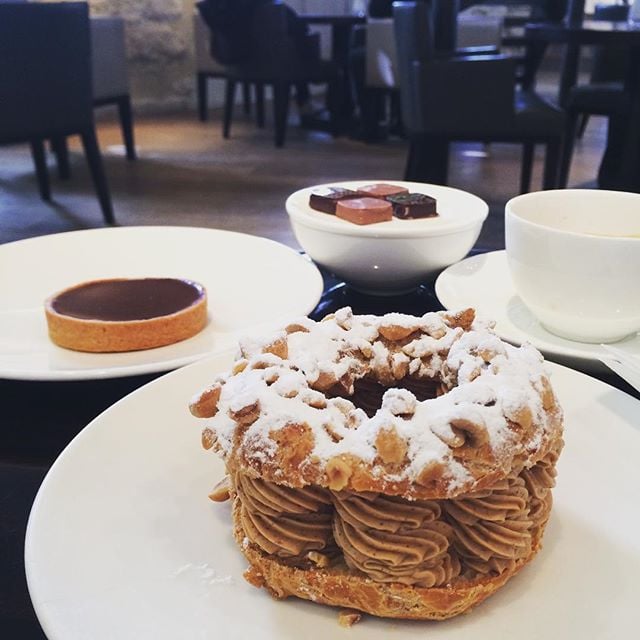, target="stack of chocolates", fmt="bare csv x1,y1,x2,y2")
308,183,438,226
